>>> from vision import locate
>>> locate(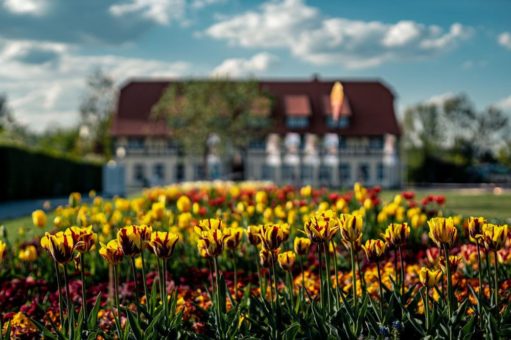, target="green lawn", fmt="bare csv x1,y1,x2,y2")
1,189,510,244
